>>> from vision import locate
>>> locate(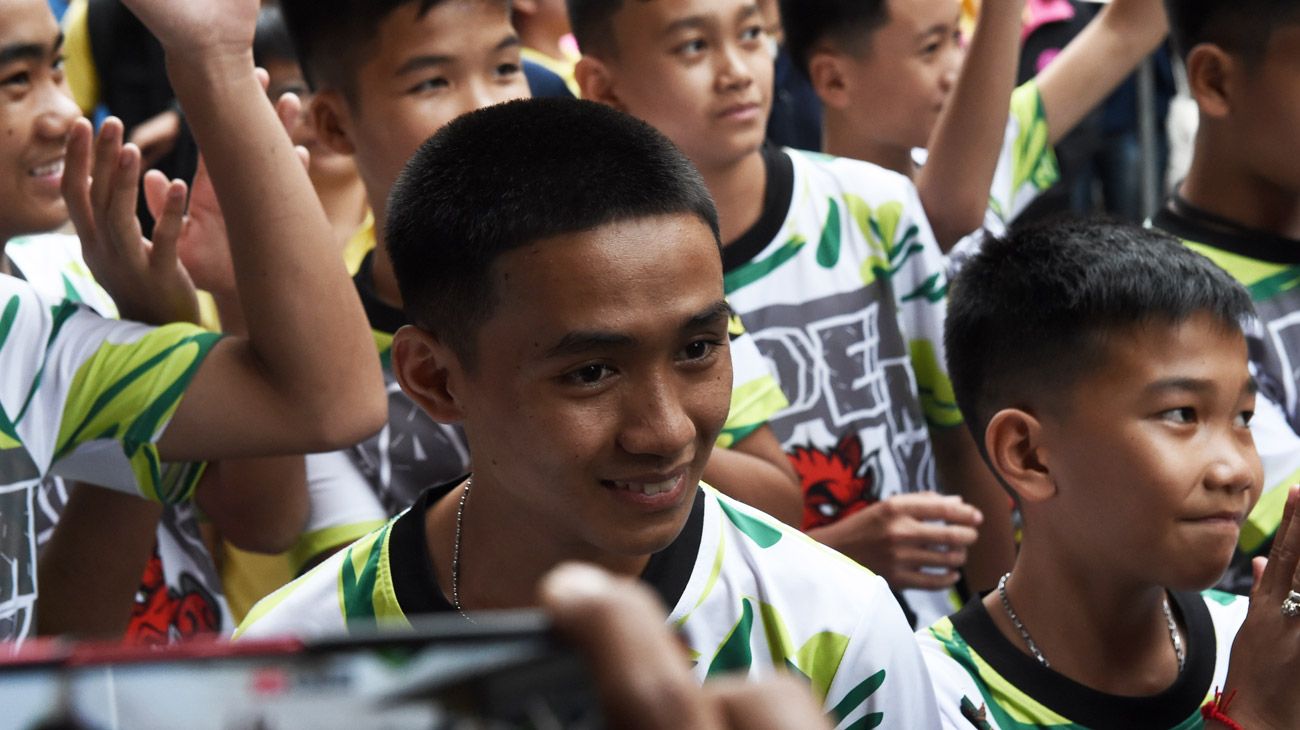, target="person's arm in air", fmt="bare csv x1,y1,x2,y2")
62,0,386,462
918,0,1025,250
